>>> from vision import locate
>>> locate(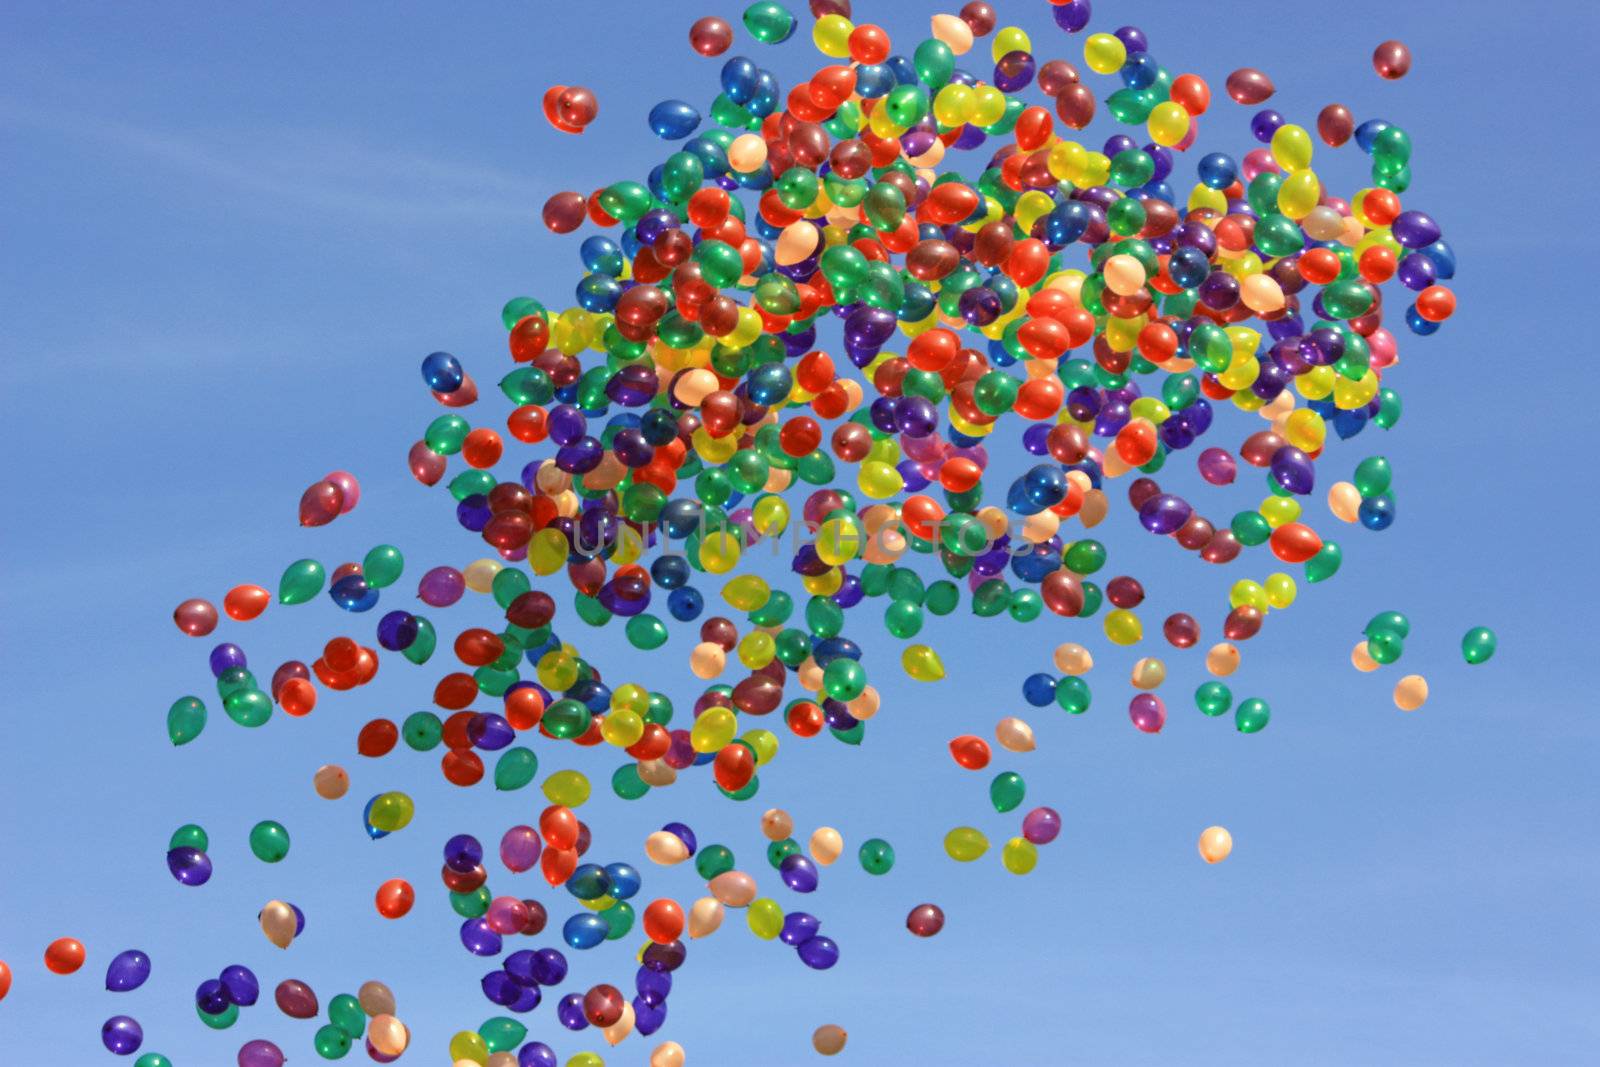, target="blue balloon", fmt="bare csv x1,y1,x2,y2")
562,912,609,950
421,351,464,393
105,950,151,993
648,99,701,140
